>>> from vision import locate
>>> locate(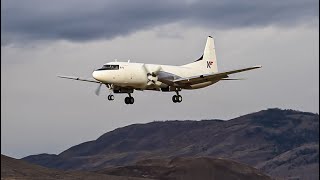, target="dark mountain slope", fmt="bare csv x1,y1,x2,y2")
23,108,319,179
2,154,272,180
256,143,319,180
1,154,152,180
99,157,272,180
